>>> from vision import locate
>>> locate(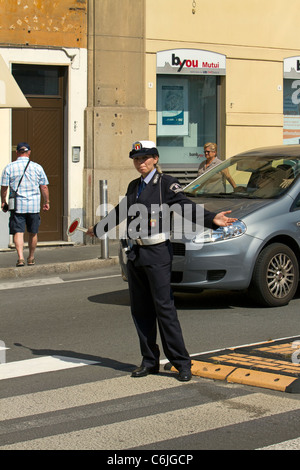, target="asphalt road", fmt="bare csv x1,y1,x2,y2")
0,265,300,451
